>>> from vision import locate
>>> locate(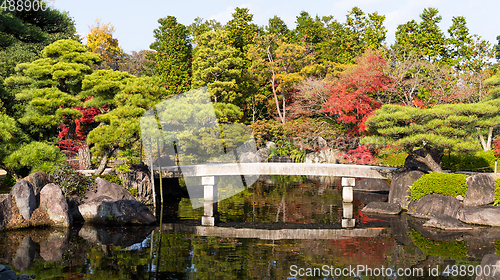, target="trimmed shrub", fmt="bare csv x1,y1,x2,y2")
410,173,468,201
449,150,497,172
373,146,407,167
495,179,500,206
